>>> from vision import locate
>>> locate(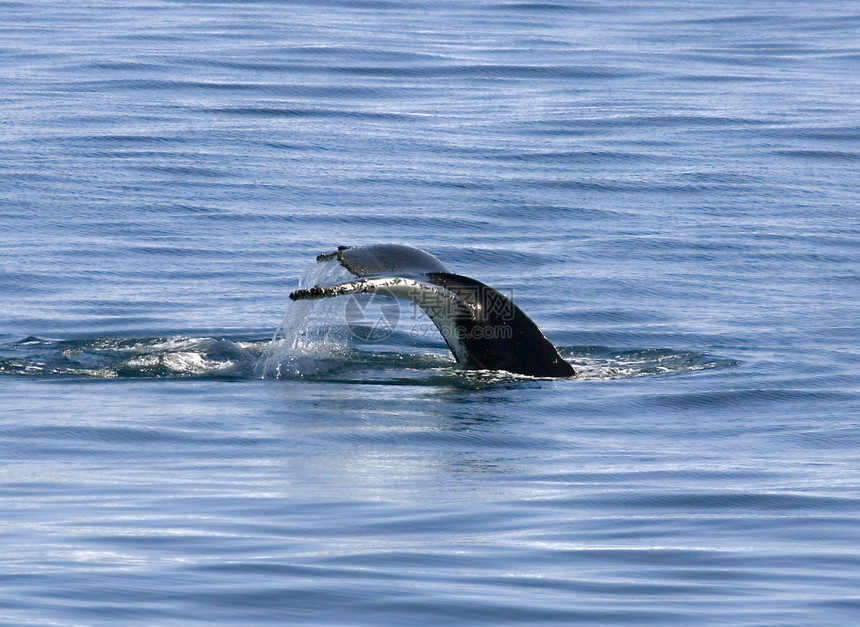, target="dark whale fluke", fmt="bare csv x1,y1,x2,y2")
290,244,575,378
